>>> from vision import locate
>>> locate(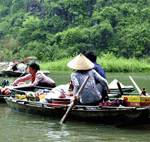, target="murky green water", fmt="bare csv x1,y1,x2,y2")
0,72,150,142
